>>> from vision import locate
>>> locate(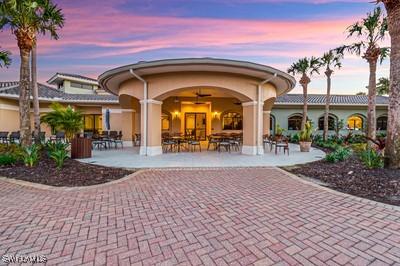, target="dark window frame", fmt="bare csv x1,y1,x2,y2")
222,112,243,130
288,115,302,130
377,116,388,130
318,115,336,130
